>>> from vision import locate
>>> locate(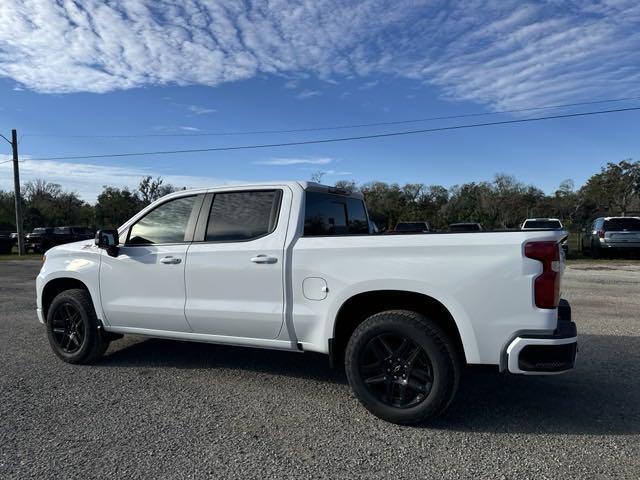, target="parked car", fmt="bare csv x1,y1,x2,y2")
521,218,568,254
26,226,94,253
36,182,576,425
390,221,430,233
448,222,482,232
26,228,53,252
0,231,15,254
581,216,640,258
